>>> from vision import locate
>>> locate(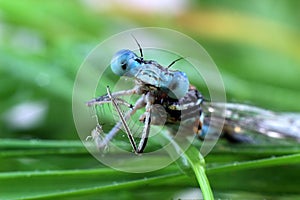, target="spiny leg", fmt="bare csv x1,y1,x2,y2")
137,100,152,153
86,88,137,107
93,88,147,153
107,86,138,153
86,87,134,145
87,86,155,154
86,86,137,149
